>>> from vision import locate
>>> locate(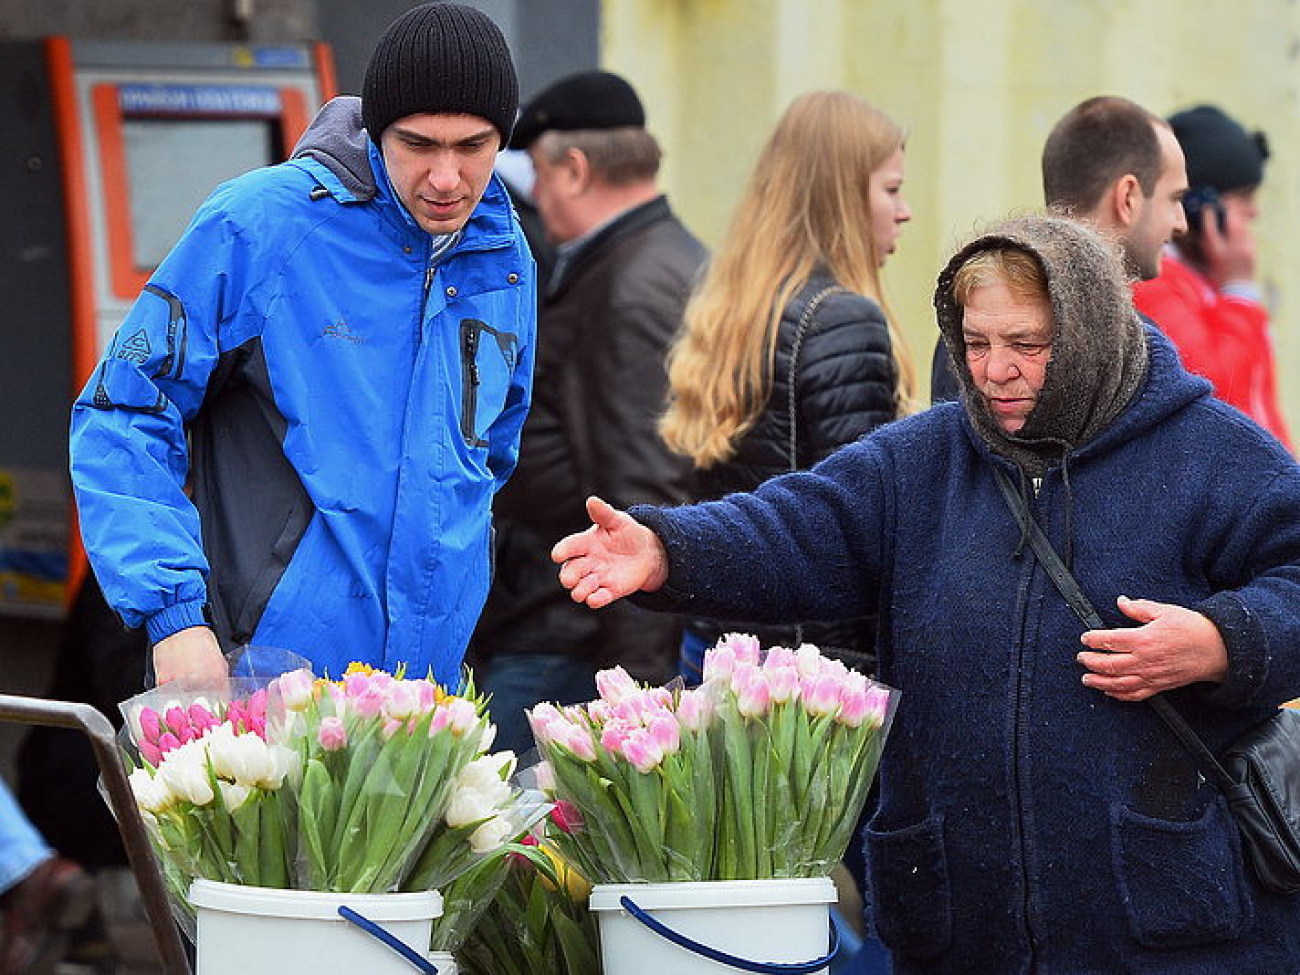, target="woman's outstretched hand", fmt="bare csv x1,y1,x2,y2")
552,496,669,608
